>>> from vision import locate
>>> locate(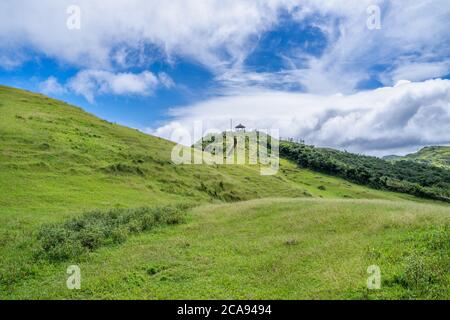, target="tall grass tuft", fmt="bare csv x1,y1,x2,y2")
36,205,188,262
